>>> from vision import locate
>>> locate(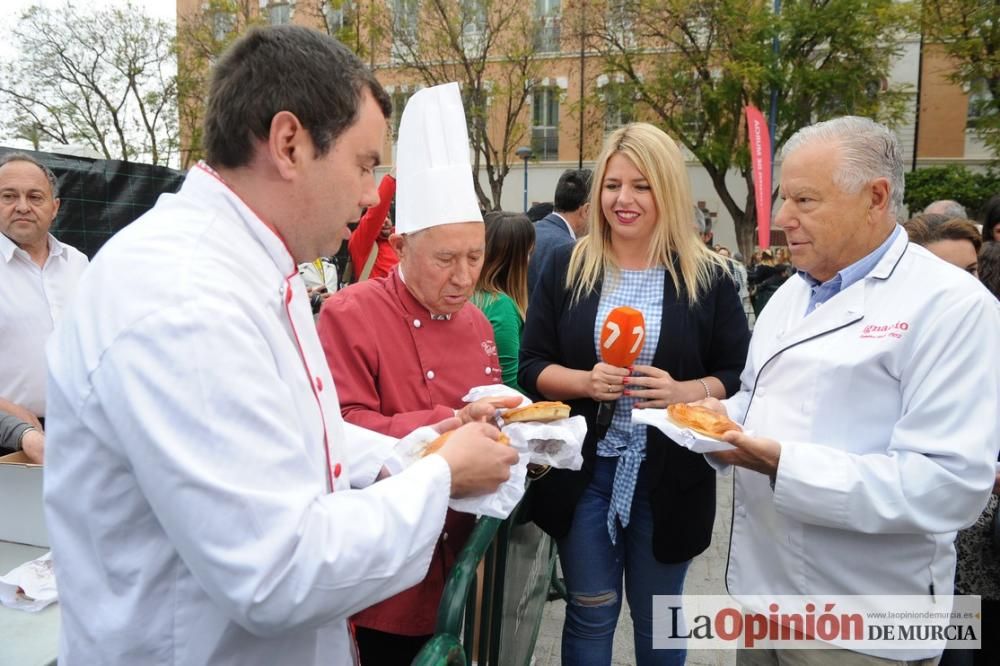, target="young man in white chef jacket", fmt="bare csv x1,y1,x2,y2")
701,116,1000,665
42,26,517,666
